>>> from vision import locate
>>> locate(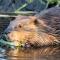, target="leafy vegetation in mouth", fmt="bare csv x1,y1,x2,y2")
0,34,25,48
0,34,31,49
